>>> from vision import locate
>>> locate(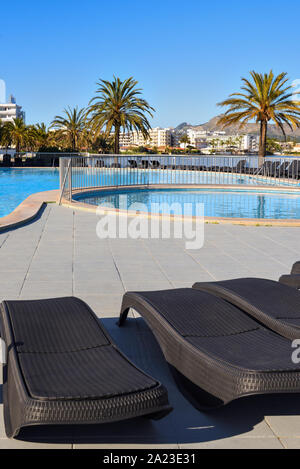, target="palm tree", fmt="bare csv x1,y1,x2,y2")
217,70,300,162
50,106,86,151
86,76,154,154
0,121,5,146
5,118,28,153
179,134,190,149
91,134,113,154
33,123,50,148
